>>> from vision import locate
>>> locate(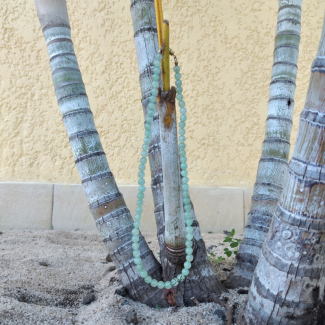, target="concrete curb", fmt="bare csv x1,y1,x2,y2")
0,182,252,234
